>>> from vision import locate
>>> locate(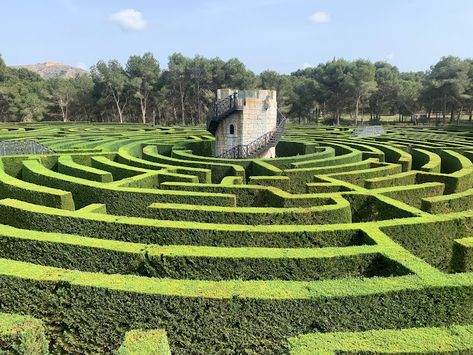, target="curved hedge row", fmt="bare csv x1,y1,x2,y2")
0,124,473,353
